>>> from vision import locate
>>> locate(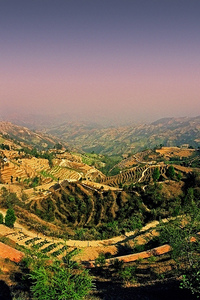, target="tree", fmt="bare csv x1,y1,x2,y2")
5,208,16,228
55,143,62,150
167,165,175,179
23,249,94,300
152,167,160,182
0,213,3,224
0,187,19,208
